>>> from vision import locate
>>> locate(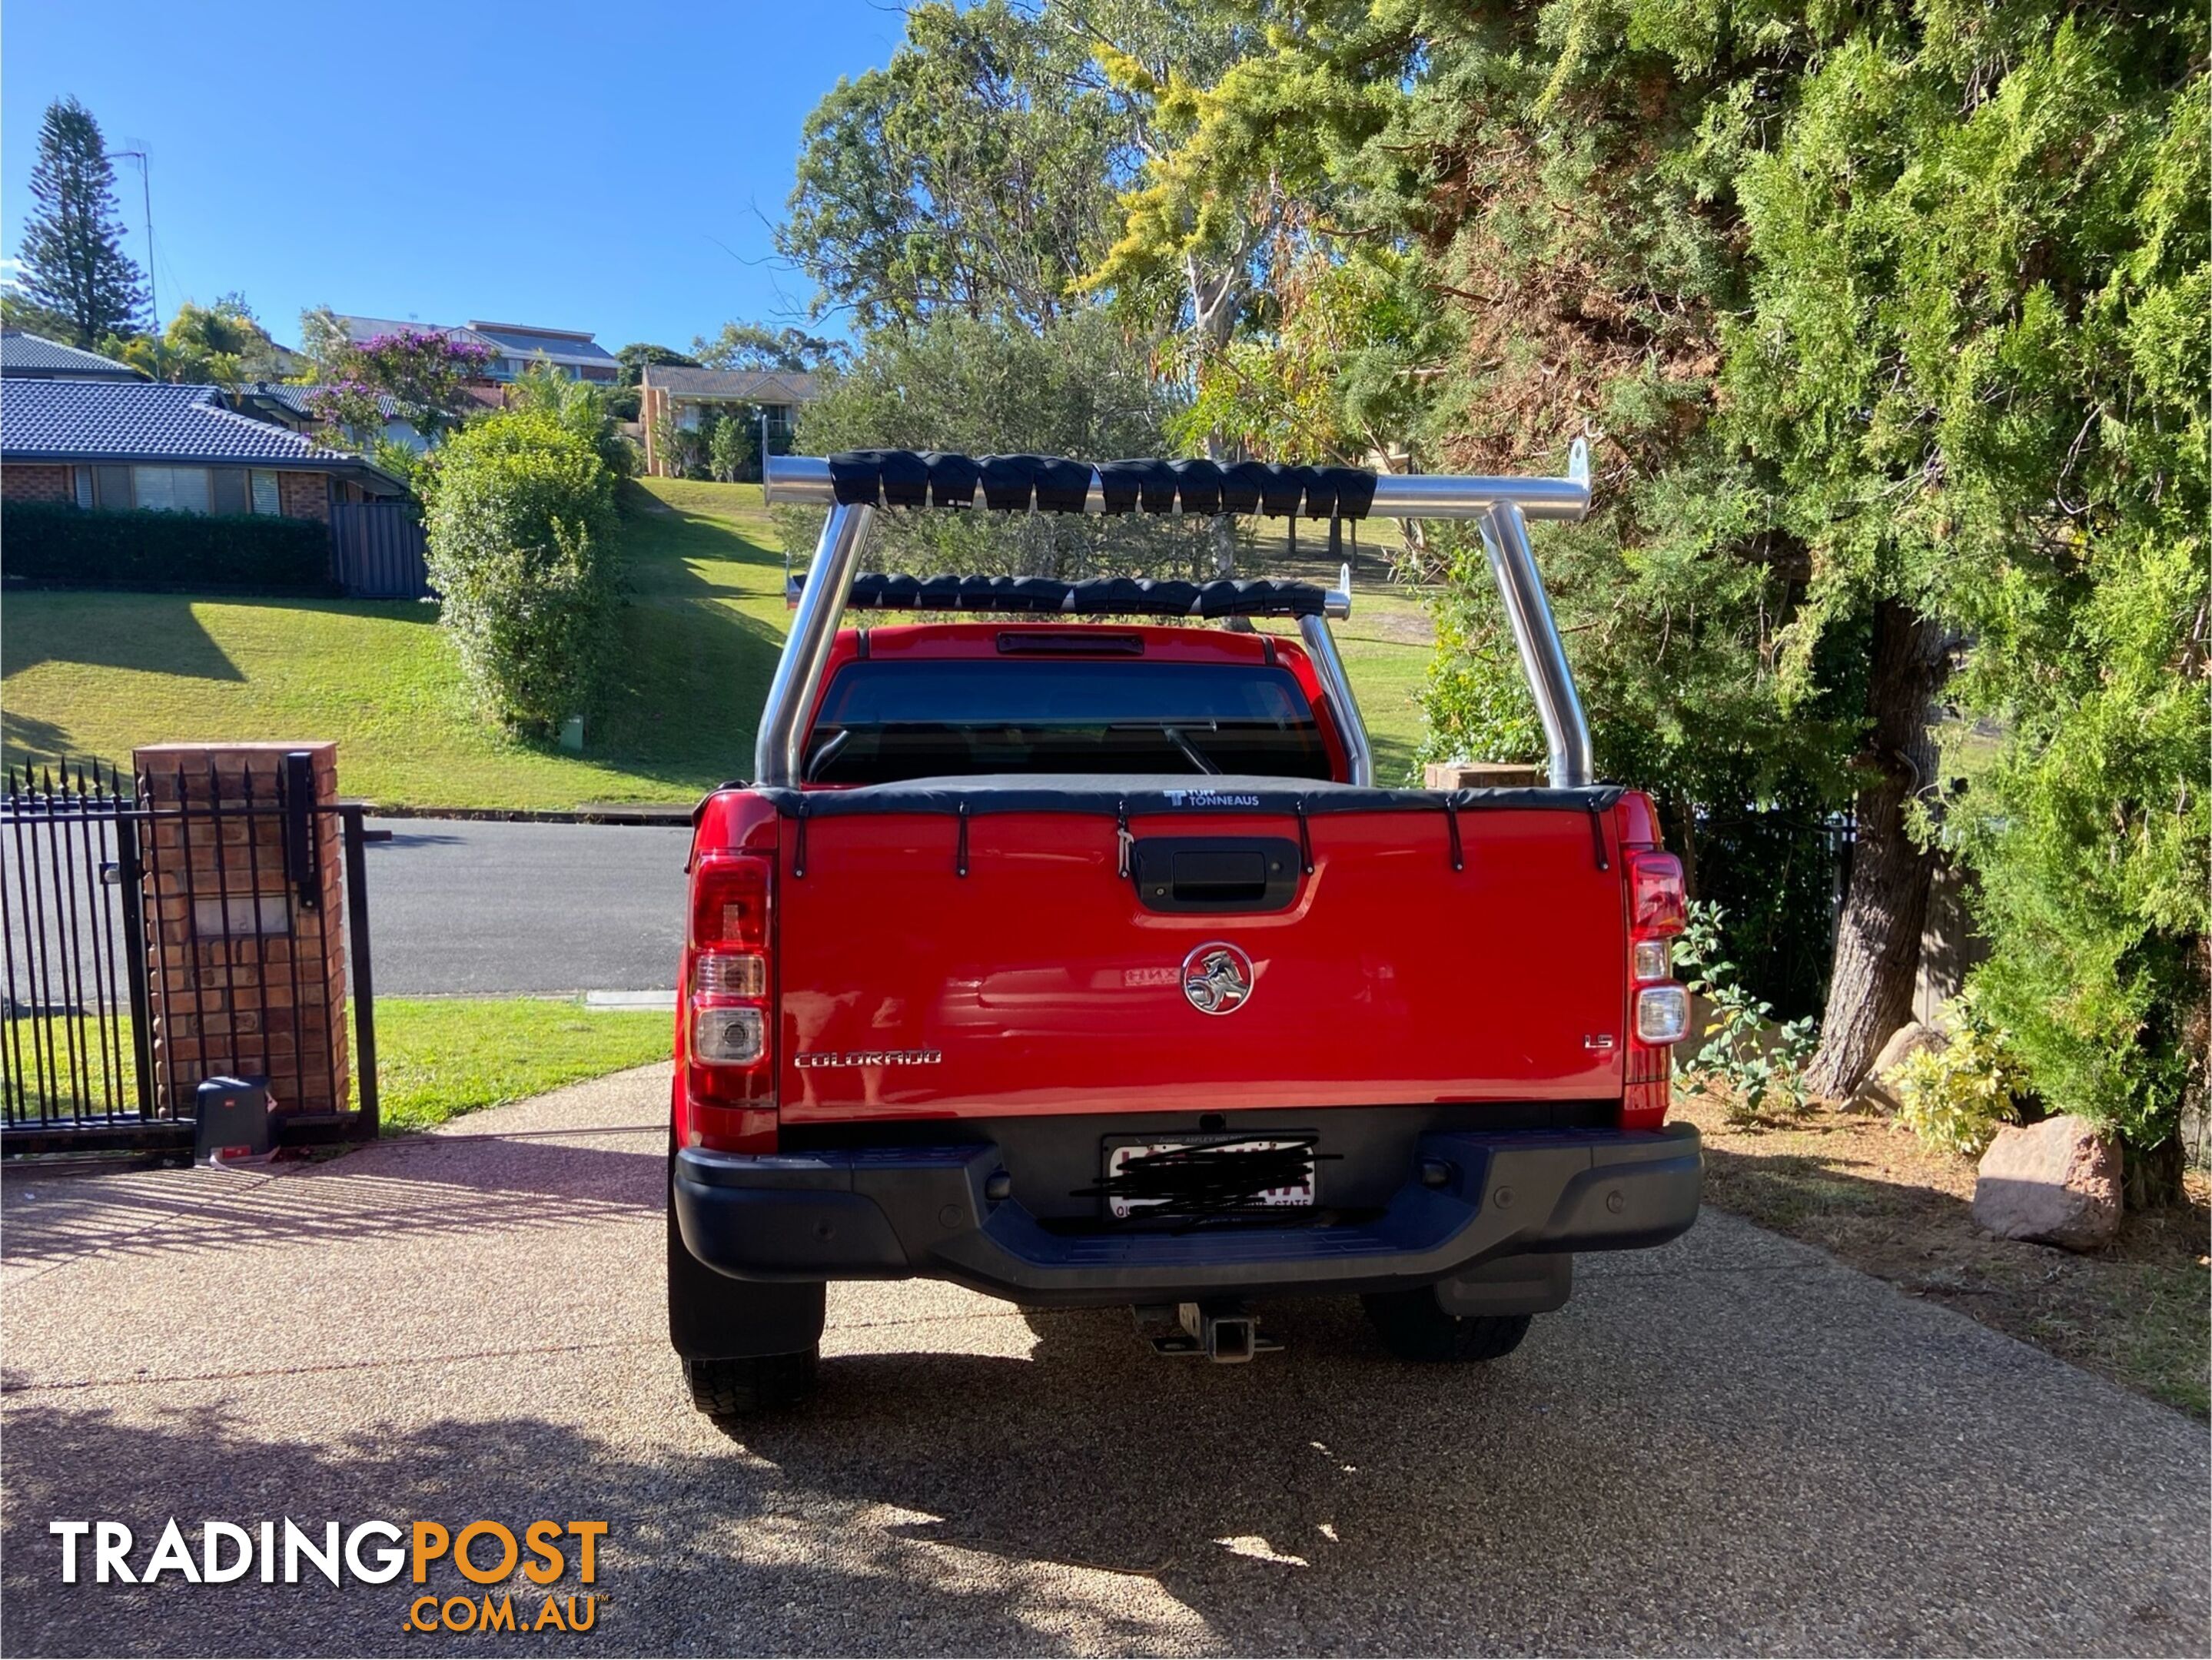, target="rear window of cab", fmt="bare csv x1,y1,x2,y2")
804,659,1333,785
